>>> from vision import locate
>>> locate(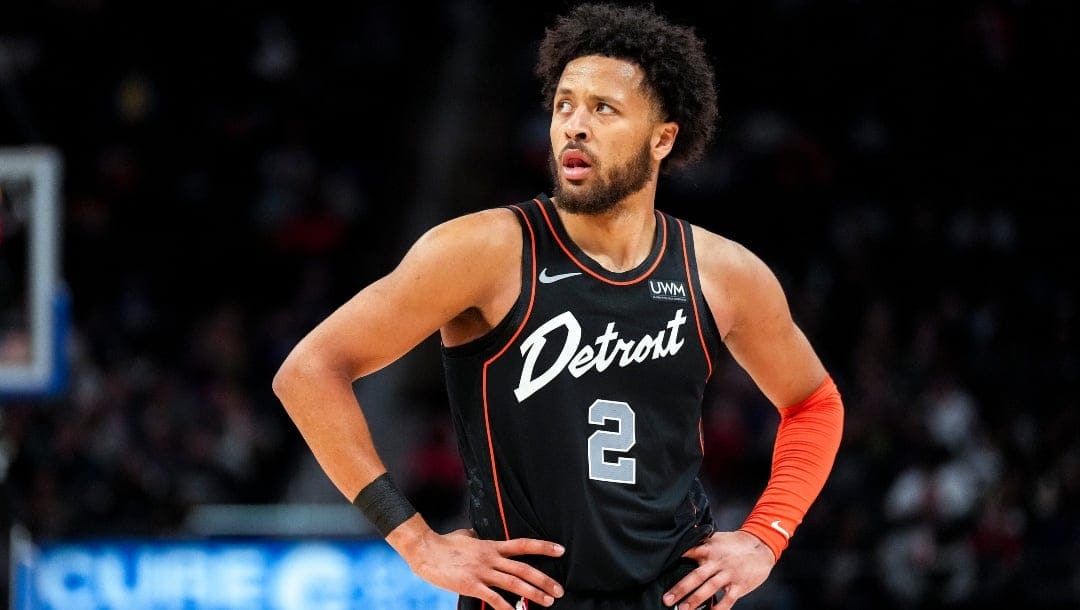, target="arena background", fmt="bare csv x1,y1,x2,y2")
1,1,1077,608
